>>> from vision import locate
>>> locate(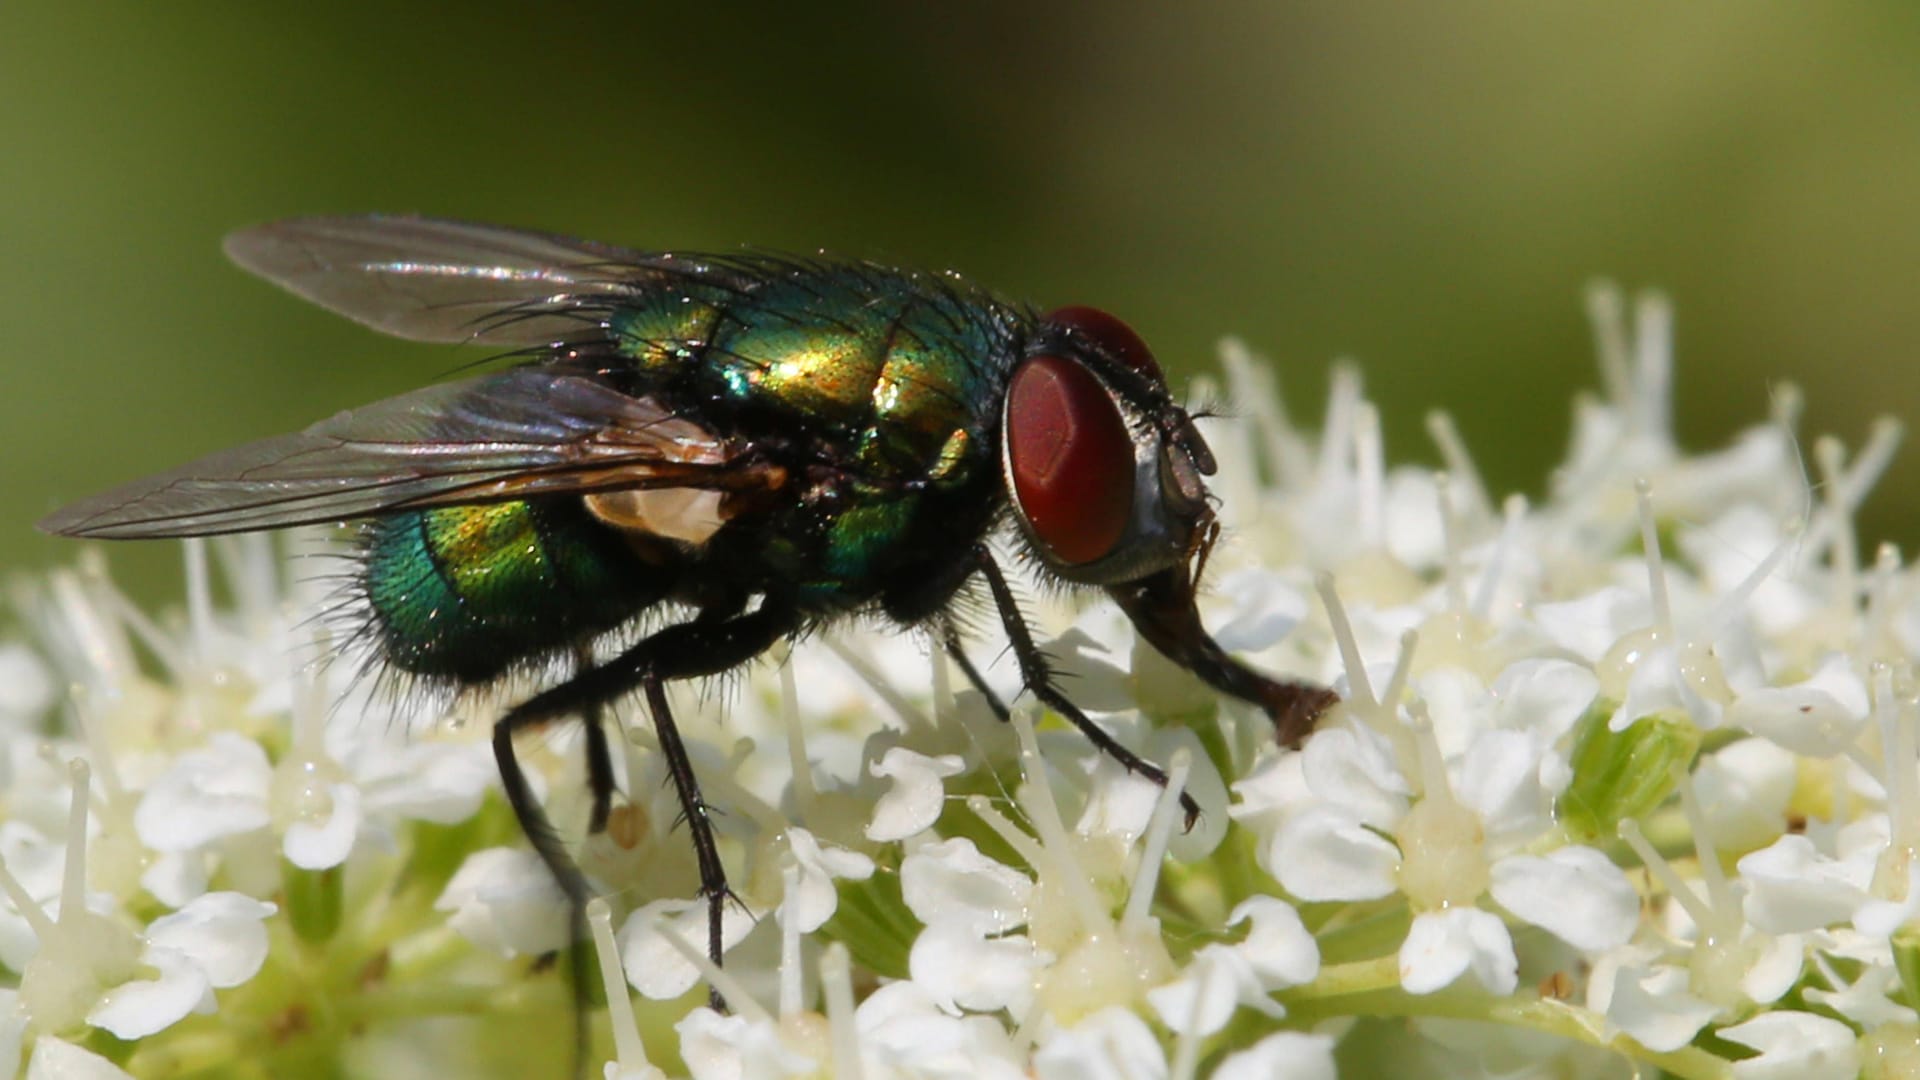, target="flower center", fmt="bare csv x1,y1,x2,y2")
1396,796,1489,911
